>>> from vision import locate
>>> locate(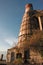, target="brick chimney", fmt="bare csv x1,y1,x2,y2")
25,4,33,13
